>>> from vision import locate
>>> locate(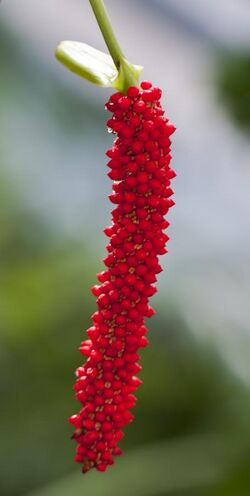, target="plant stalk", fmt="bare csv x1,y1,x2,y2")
89,0,124,70
89,0,140,91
